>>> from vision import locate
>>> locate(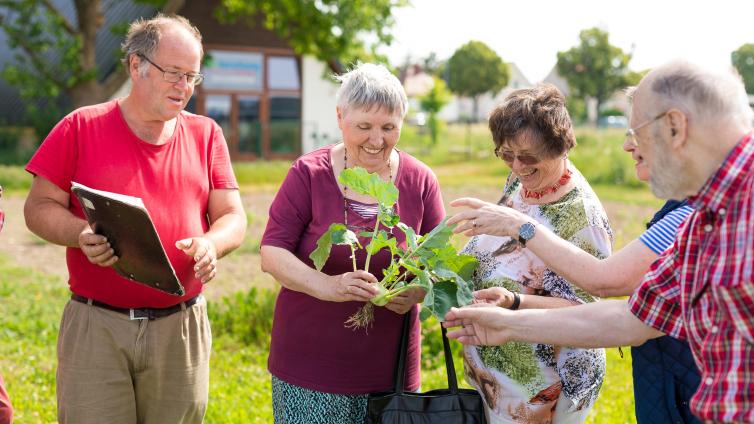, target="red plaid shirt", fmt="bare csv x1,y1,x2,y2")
629,132,754,423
